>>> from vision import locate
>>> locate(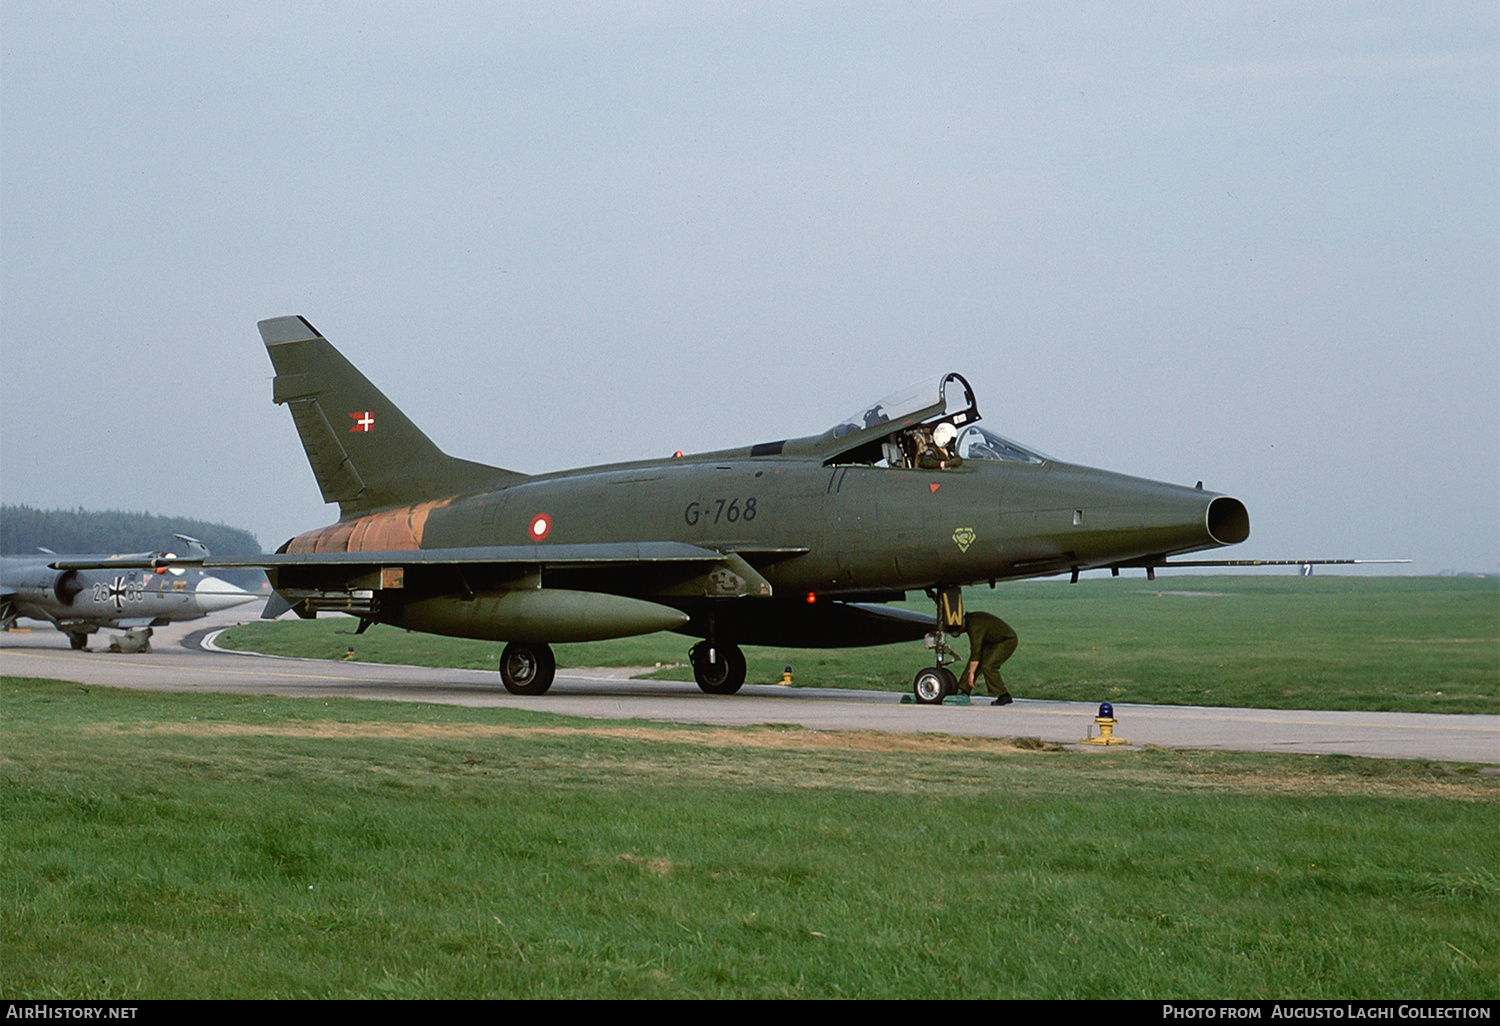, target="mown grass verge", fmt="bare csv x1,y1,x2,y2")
3,676,1495,998
214,576,1499,713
